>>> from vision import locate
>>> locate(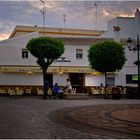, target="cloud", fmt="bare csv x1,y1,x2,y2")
0,1,140,40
